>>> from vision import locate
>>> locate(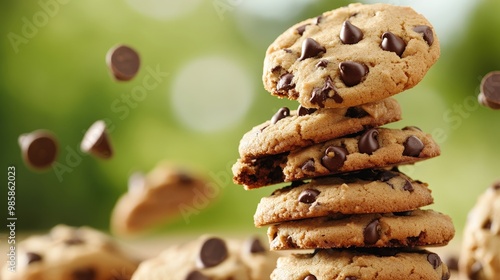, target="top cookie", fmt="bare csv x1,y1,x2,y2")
263,3,439,108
